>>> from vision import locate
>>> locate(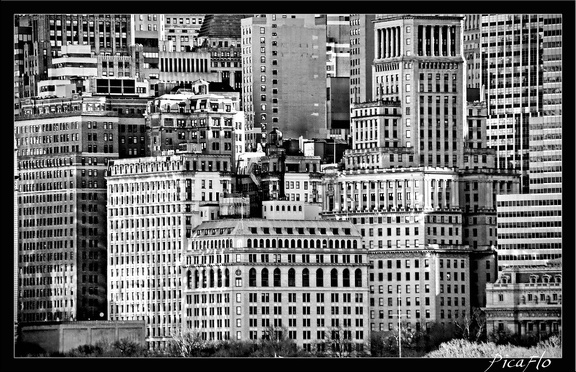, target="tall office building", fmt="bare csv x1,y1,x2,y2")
21,14,132,97
15,97,117,323
241,14,328,149
492,15,562,269
325,14,351,140
14,15,33,115
323,15,518,315
131,14,163,94
463,14,482,89
105,153,235,349
480,14,562,193
349,14,374,106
